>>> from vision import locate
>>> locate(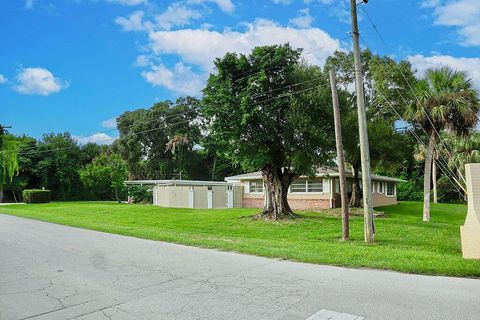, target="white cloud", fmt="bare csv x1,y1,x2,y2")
74,133,117,145
14,67,68,96
115,11,146,31
272,0,292,4
429,0,480,46
289,8,314,28
148,19,342,71
408,54,480,91
0,74,7,84
24,0,36,9
101,117,117,129
188,0,235,13
106,0,147,6
420,0,441,8
141,62,206,96
154,3,202,30
130,18,344,95
134,55,151,67
117,5,342,95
